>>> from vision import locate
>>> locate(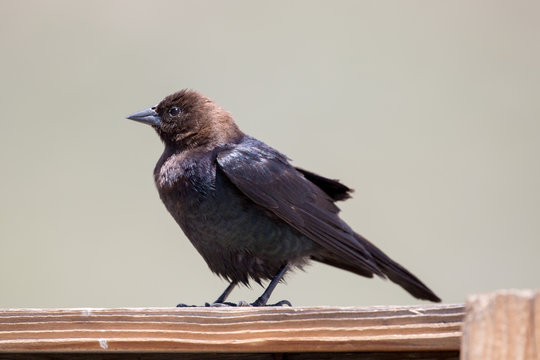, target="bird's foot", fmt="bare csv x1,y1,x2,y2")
251,299,292,307
176,301,246,307
204,300,252,307
204,301,246,307
202,299,292,307
176,303,198,307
